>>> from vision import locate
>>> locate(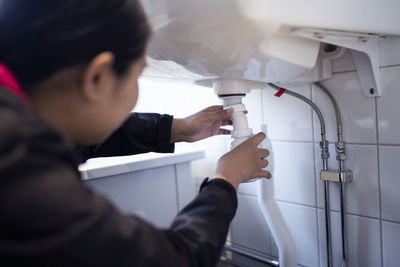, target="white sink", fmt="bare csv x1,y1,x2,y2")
141,0,400,85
